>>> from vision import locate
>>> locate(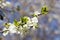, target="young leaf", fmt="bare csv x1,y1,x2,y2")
14,19,20,27
41,5,49,15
